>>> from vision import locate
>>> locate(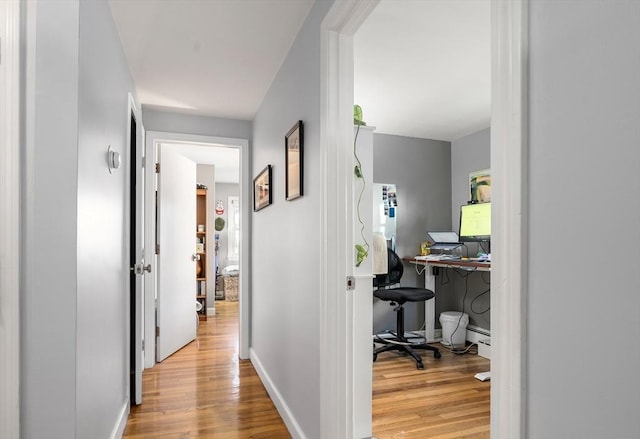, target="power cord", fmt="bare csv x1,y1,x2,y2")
438,341,479,355
470,287,491,314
